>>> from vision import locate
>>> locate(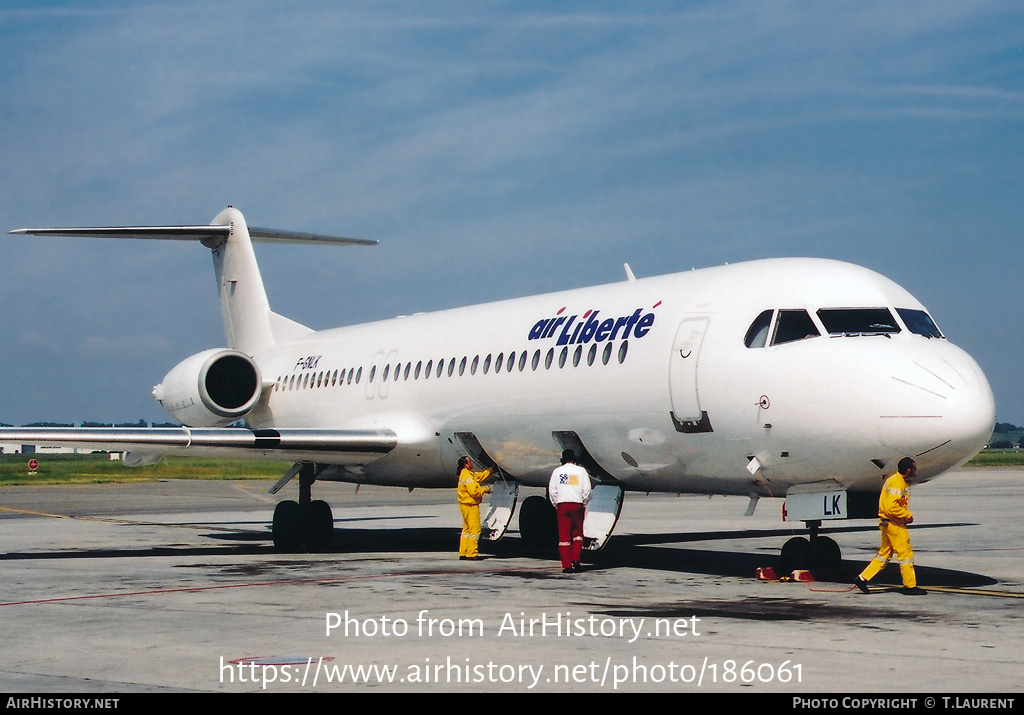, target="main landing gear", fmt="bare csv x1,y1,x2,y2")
779,520,842,574
270,463,334,552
